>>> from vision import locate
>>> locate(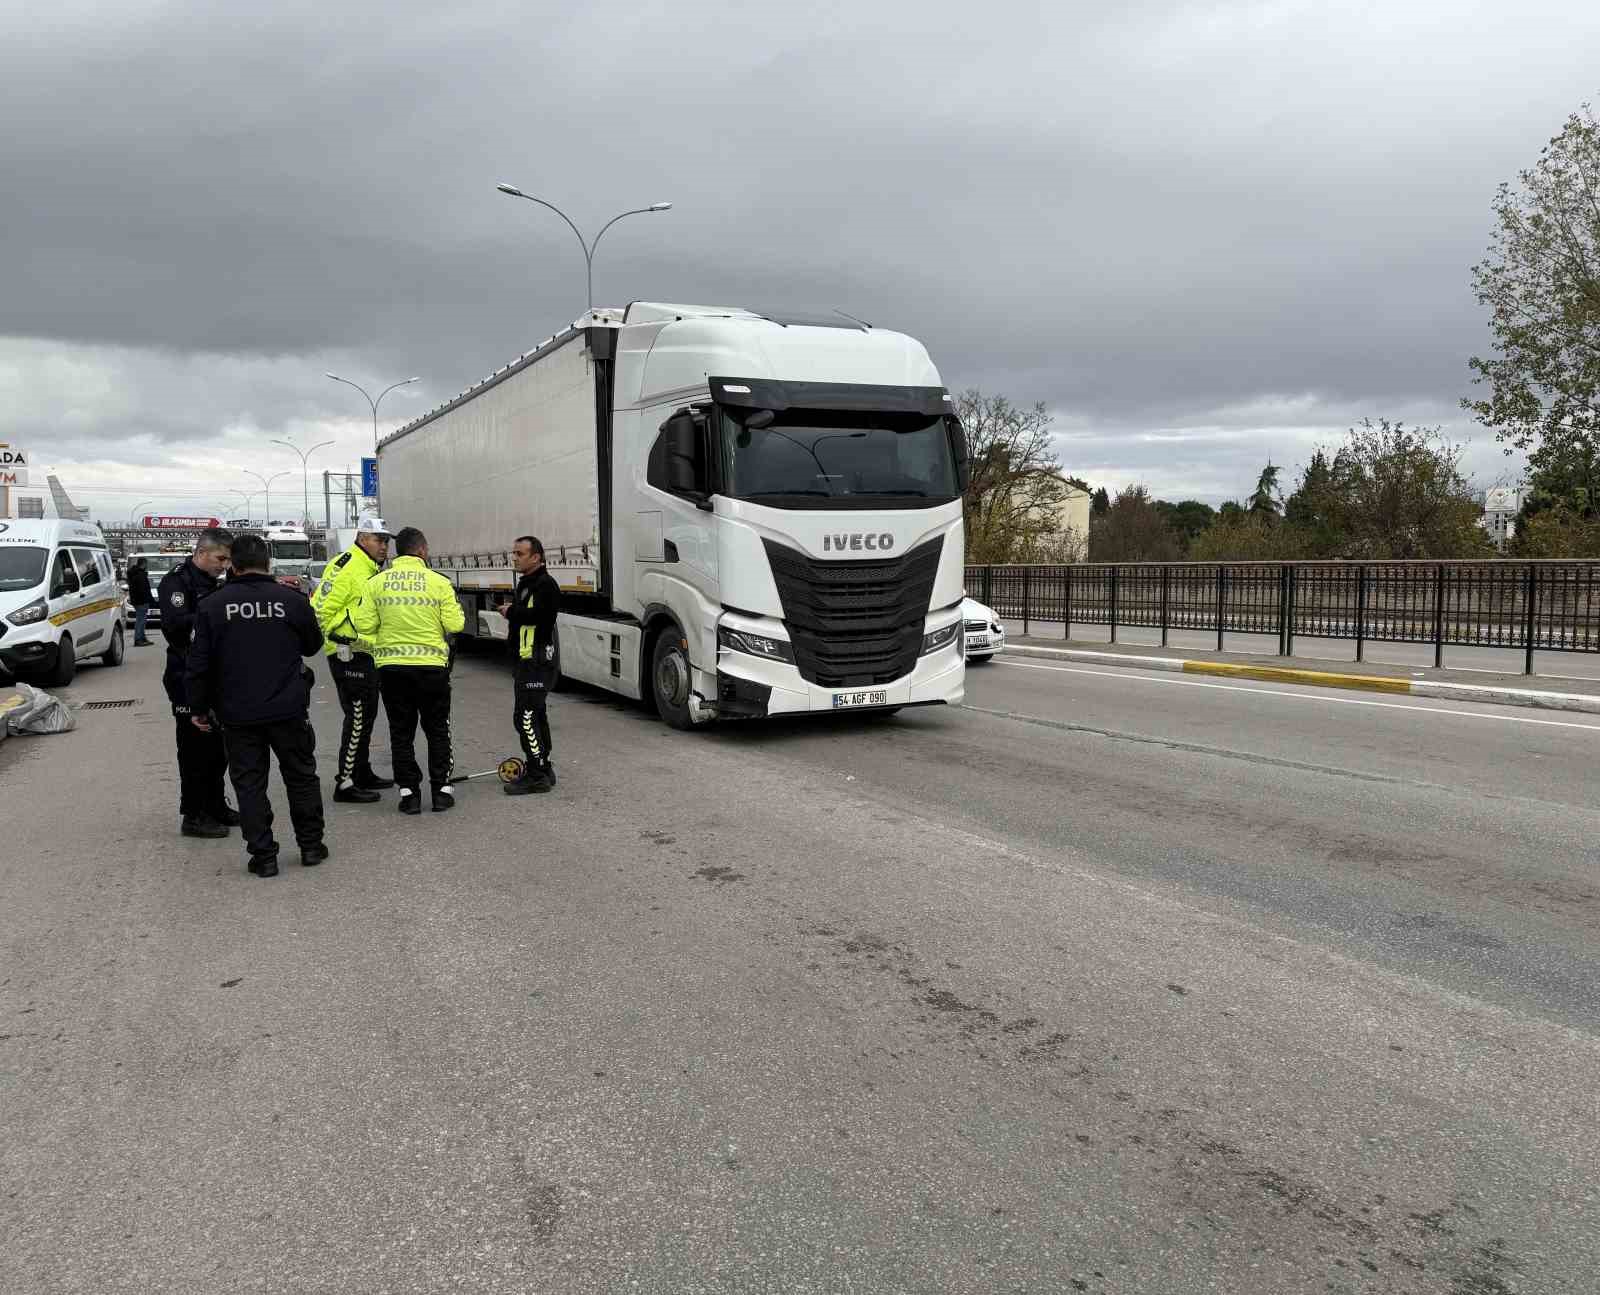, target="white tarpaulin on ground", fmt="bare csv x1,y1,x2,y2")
2,683,76,736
